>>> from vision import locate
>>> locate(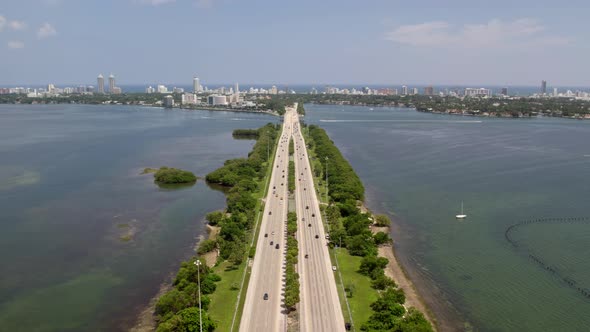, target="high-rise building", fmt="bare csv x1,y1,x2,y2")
401,85,408,95
501,87,508,96
235,82,239,94
465,88,491,97
146,86,155,94
109,74,116,93
541,80,547,95
193,77,200,93
97,74,105,94
163,95,174,108
411,88,418,95
553,87,558,97
424,86,434,96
